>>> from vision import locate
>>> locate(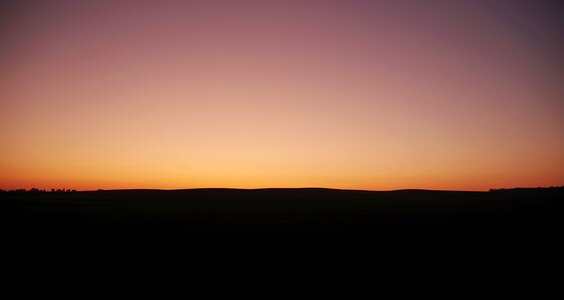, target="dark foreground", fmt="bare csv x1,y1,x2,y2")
1,188,562,298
